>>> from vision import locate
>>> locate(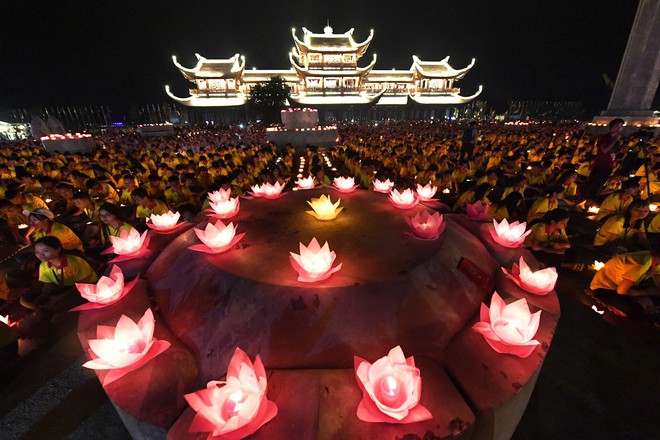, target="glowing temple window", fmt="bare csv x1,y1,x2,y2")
309,53,321,63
